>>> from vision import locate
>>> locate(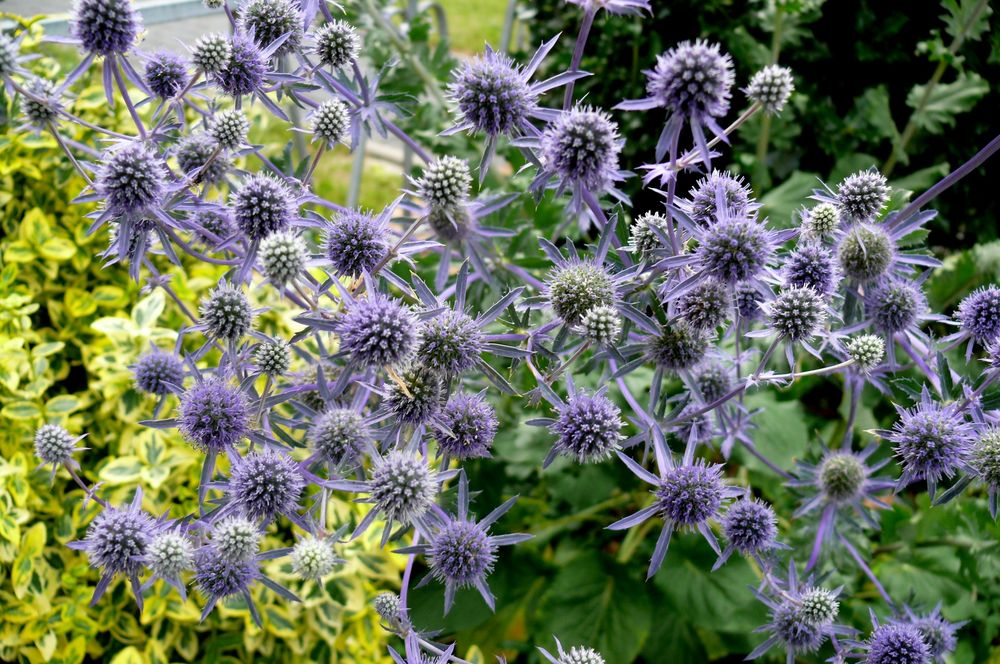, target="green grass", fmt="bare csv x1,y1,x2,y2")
437,0,509,53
